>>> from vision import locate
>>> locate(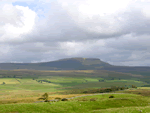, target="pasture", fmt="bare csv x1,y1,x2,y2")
0,69,150,112
0,76,149,104
1,93,150,113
